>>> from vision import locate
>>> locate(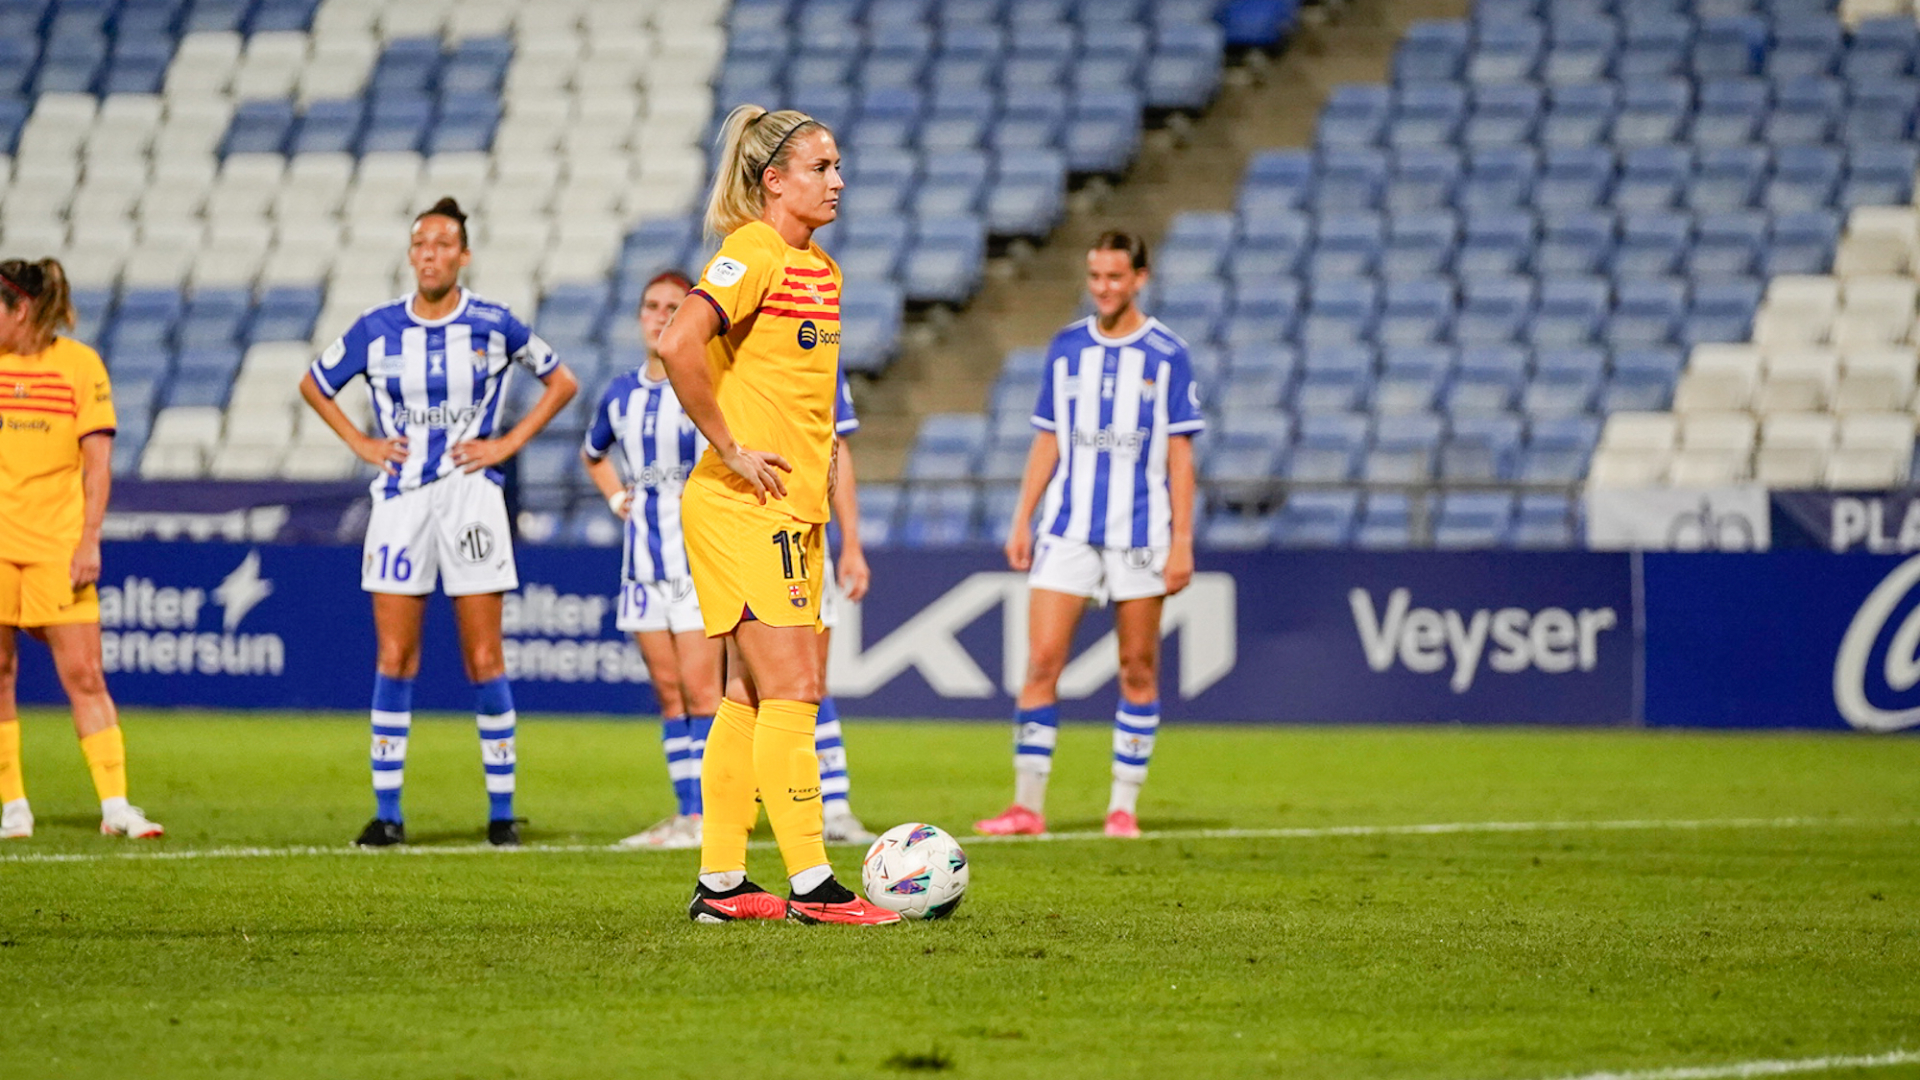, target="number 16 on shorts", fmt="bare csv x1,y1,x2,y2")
367,544,414,583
